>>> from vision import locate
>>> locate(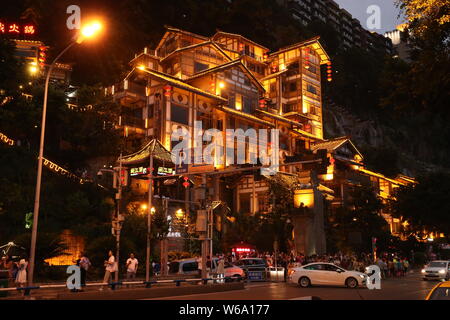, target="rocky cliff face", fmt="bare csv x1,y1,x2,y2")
322,98,447,176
